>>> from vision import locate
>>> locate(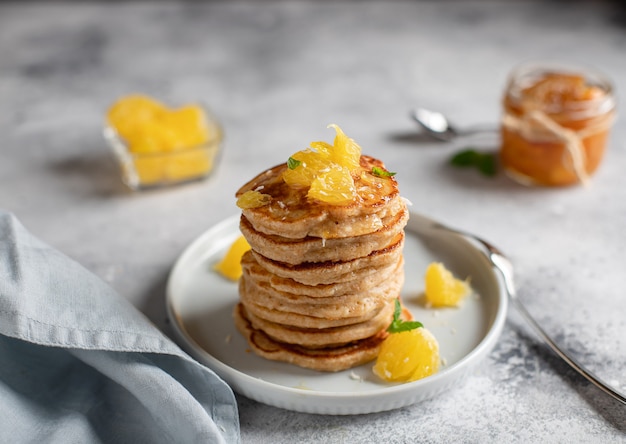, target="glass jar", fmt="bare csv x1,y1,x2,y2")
500,62,616,186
